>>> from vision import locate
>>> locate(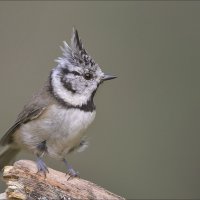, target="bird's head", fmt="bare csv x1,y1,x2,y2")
50,28,116,108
